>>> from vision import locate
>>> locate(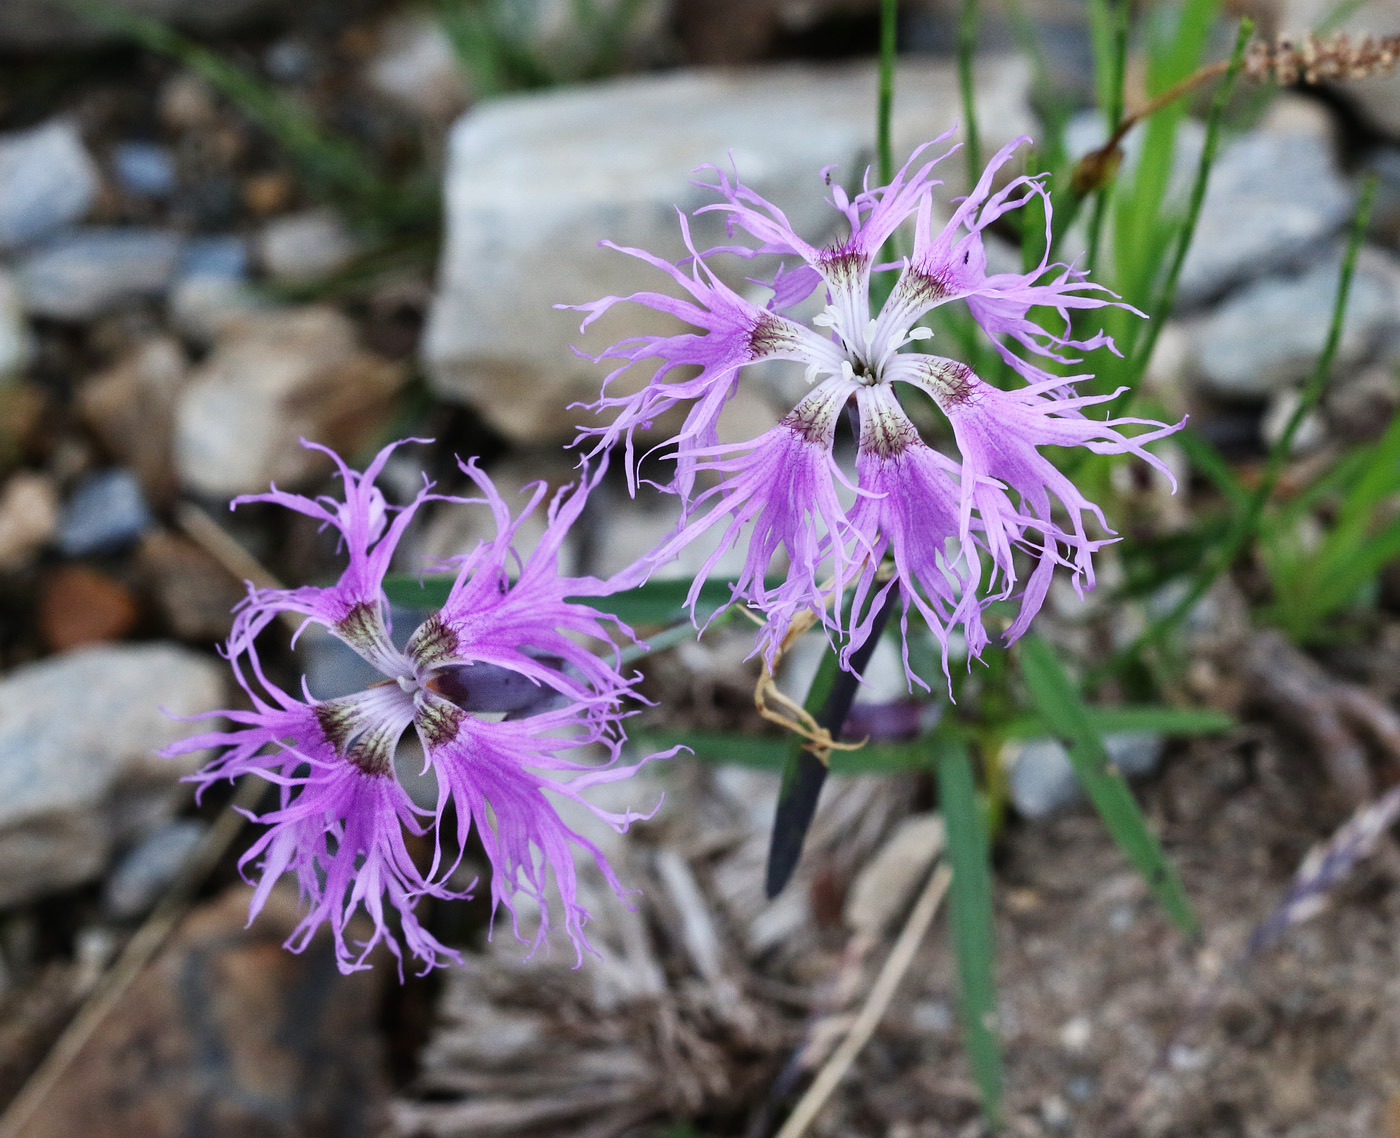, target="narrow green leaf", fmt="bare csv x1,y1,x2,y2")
1019,636,1199,935
938,738,1002,1124
1001,703,1234,740
382,574,750,627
